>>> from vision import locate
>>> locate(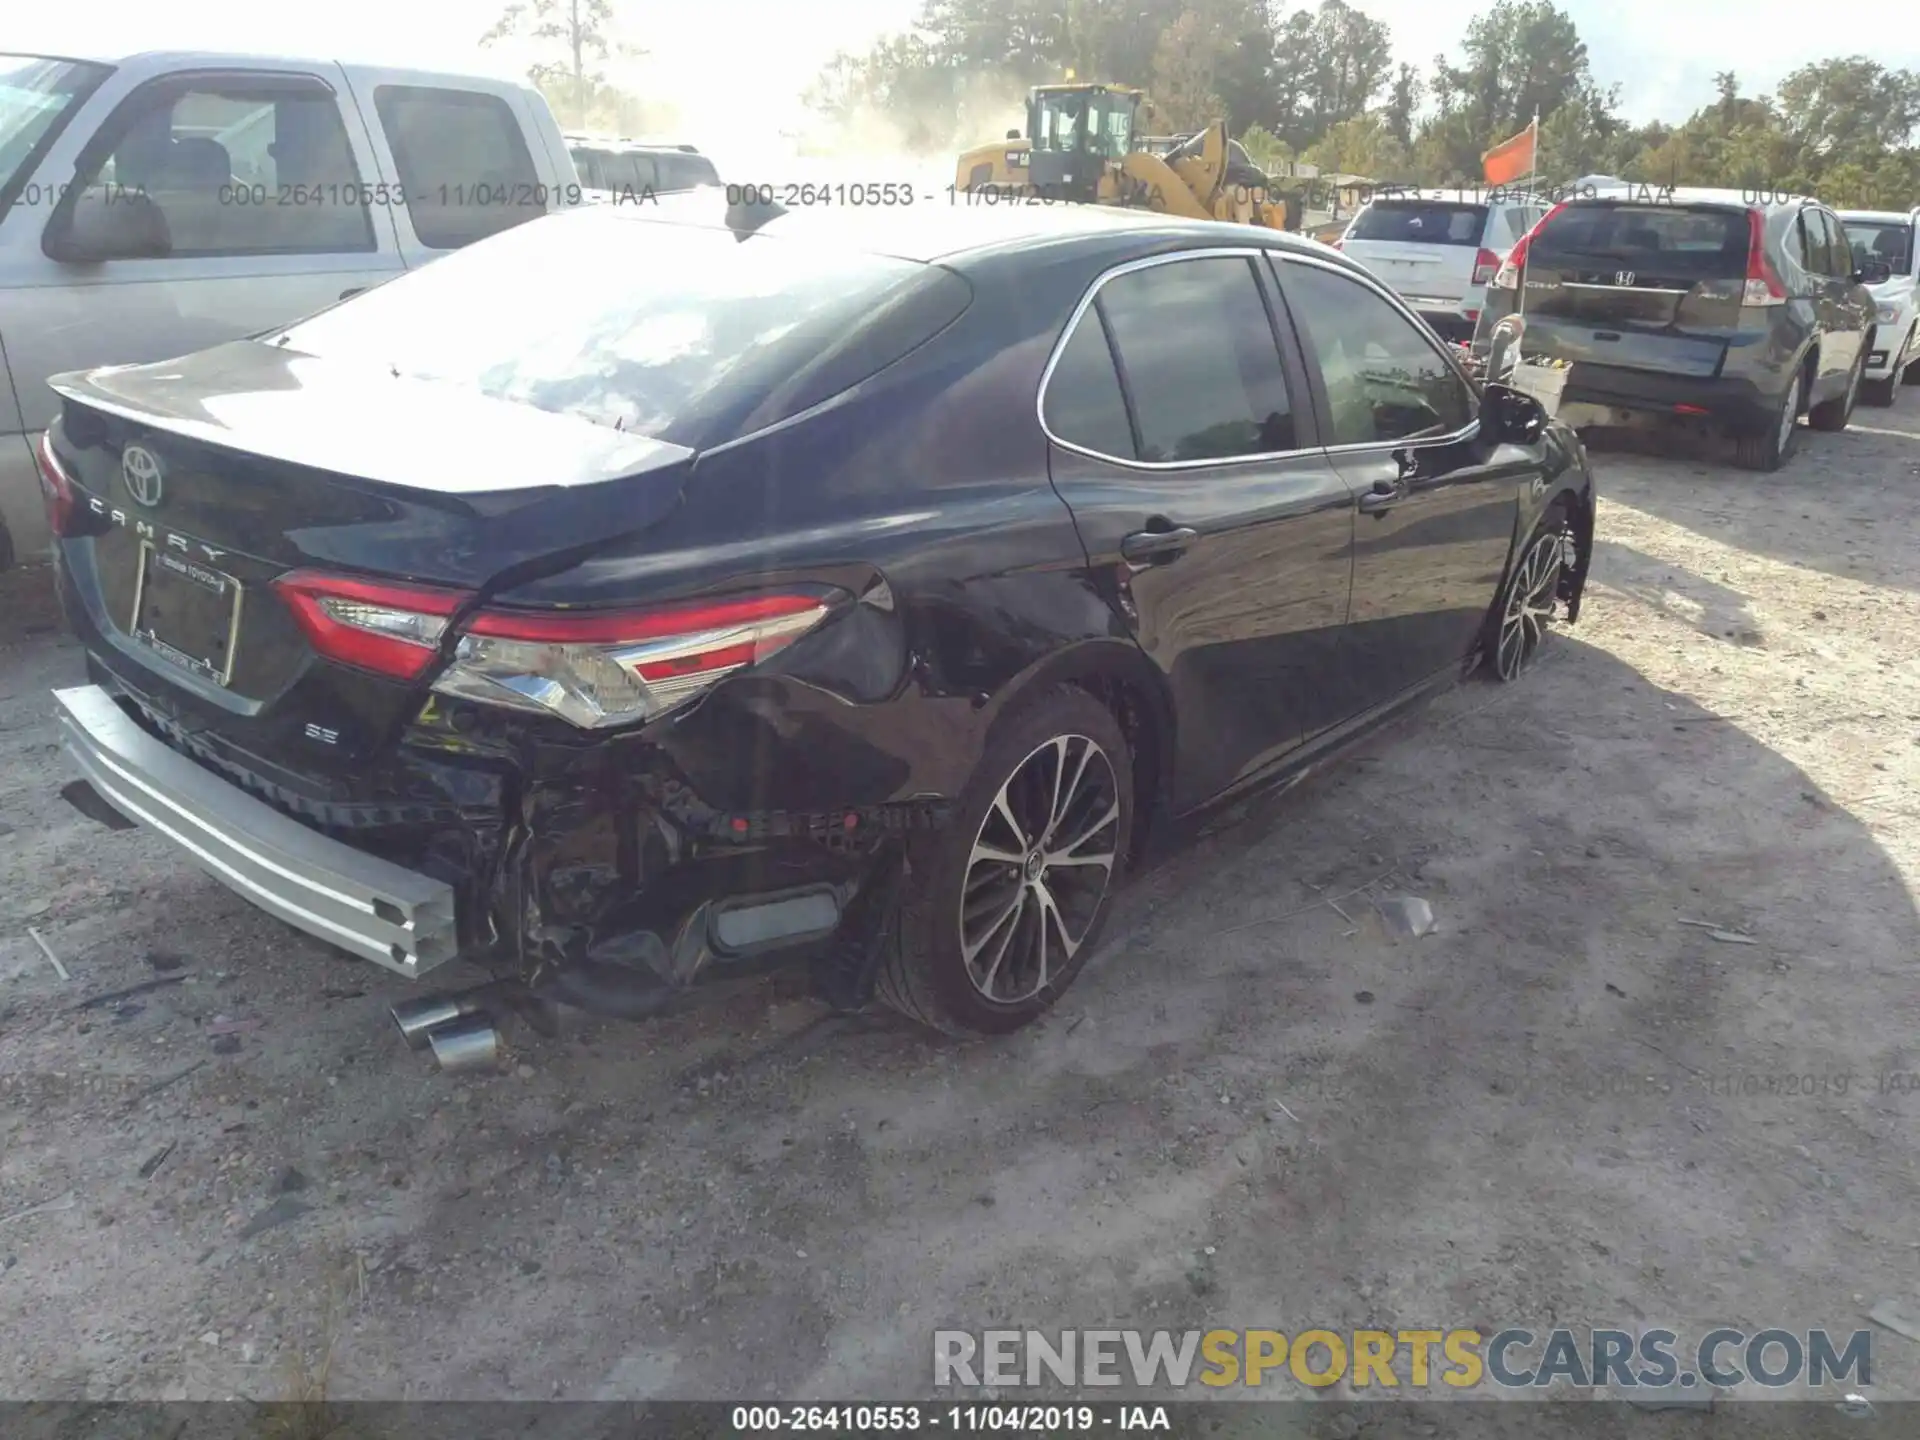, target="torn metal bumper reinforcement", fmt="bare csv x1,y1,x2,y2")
53,683,950,1009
